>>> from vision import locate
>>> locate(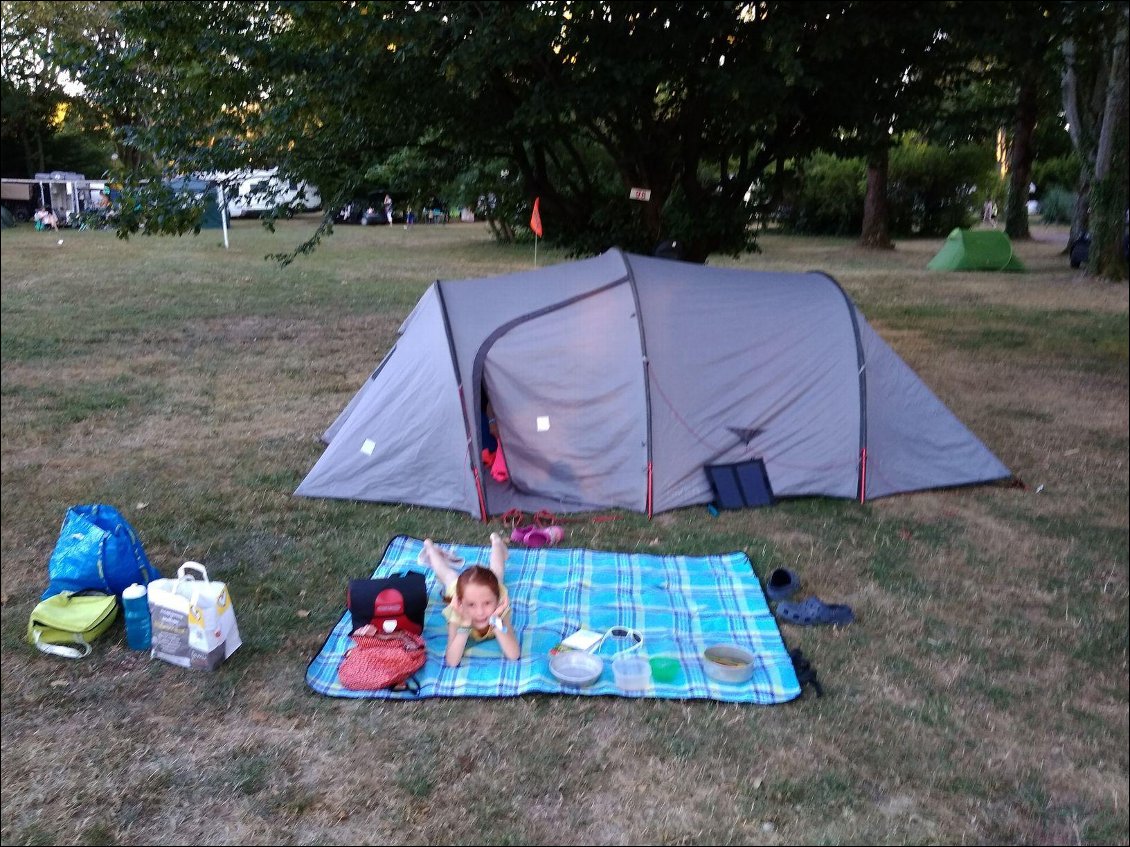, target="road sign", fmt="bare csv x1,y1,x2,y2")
629,187,652,201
